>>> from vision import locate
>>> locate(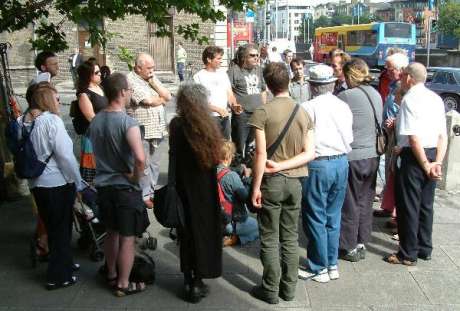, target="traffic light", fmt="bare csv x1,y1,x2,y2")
431,19,437,31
